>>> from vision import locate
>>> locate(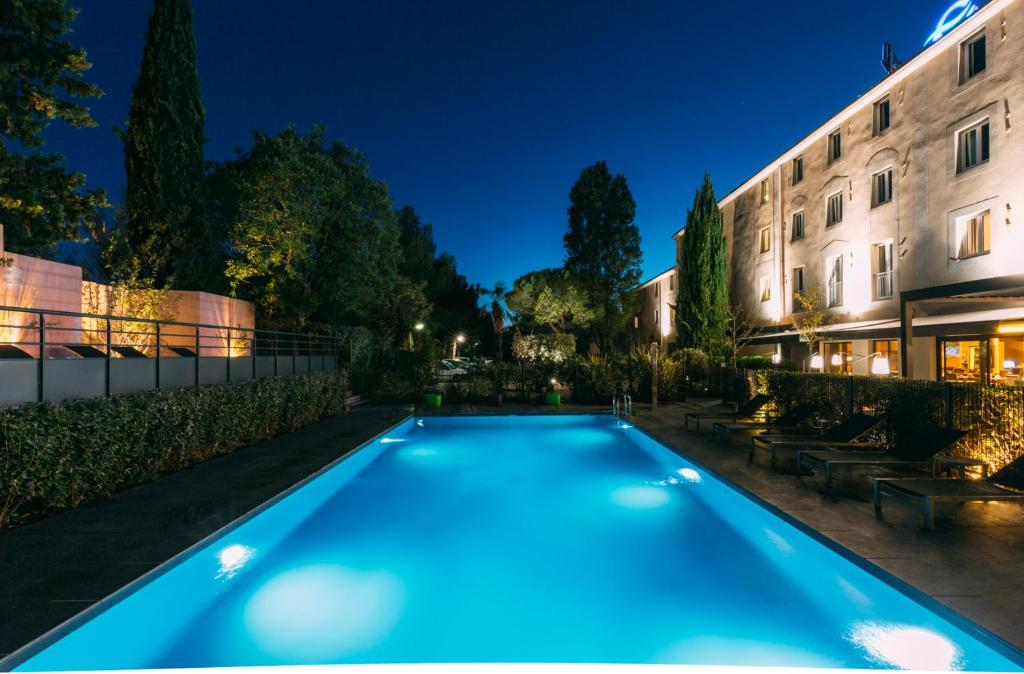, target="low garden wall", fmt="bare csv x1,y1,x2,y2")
0,369,348,529
756,371,1024,471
